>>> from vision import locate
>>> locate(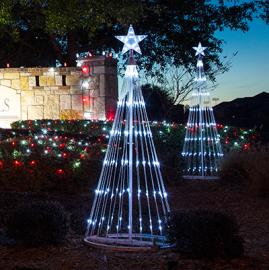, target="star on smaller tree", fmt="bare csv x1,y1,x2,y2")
193,42,207,56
